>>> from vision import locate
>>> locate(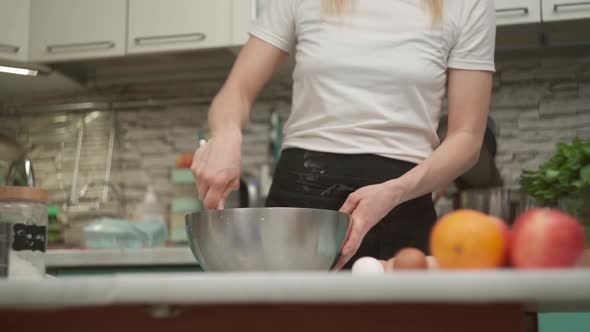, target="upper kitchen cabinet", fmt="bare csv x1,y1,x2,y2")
0,0,30,62
128,0,232,55
231,0,270,46
495,0,542,26
542,0,590,22
29,0,126,62
231,0,255,46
